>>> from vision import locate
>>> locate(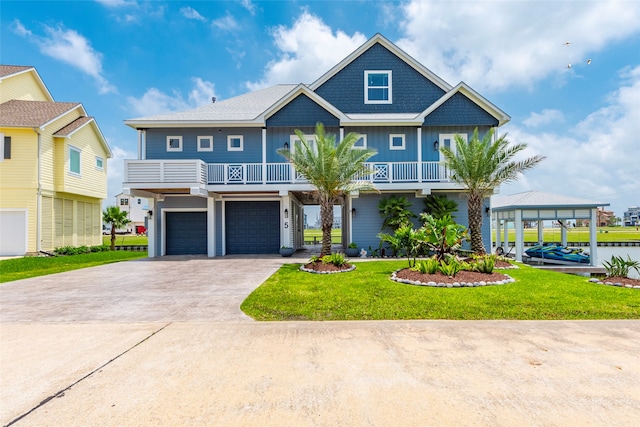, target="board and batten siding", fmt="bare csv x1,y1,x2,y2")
145,128,263,163
49,195,101,249
0,70,51,104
